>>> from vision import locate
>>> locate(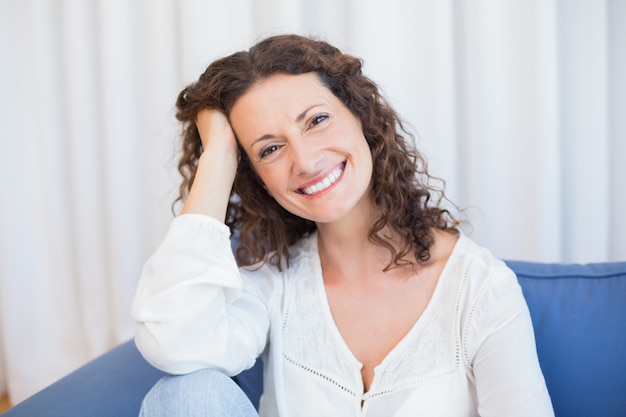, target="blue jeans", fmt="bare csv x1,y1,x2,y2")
139,368,259,417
